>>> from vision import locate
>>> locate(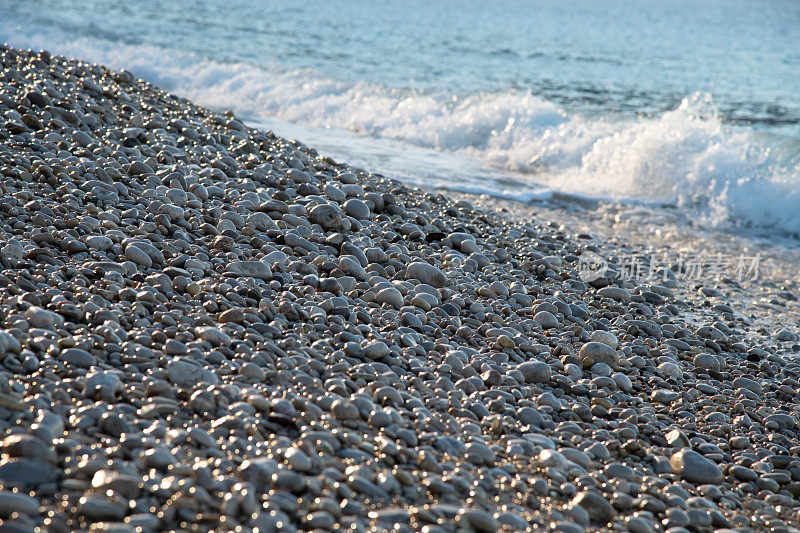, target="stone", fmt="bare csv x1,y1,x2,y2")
578,342,618,369
732,376,762,396
533,311,560,329
517,406,545,427
693,353,720,372
589,330,618,349
25,307,62,329
197,327,231,346
219,308,245,324
128,160,153,175
658,361,682,379
225,261,273,280
458,509,498,532
517,361,551,383
167,358,218,387
310,204,343,230
405,262,447,288
78,495,126,521
572,491,616,523
61,348,96,368
343,198,371,219
0,458,58,488
597,286,631,301
0,490,39,516
670,449,723,484
85,235,114,251
376,287,404,308
2,434,53,461
92,470,142,499
124,244,152,267
363,341,390,360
